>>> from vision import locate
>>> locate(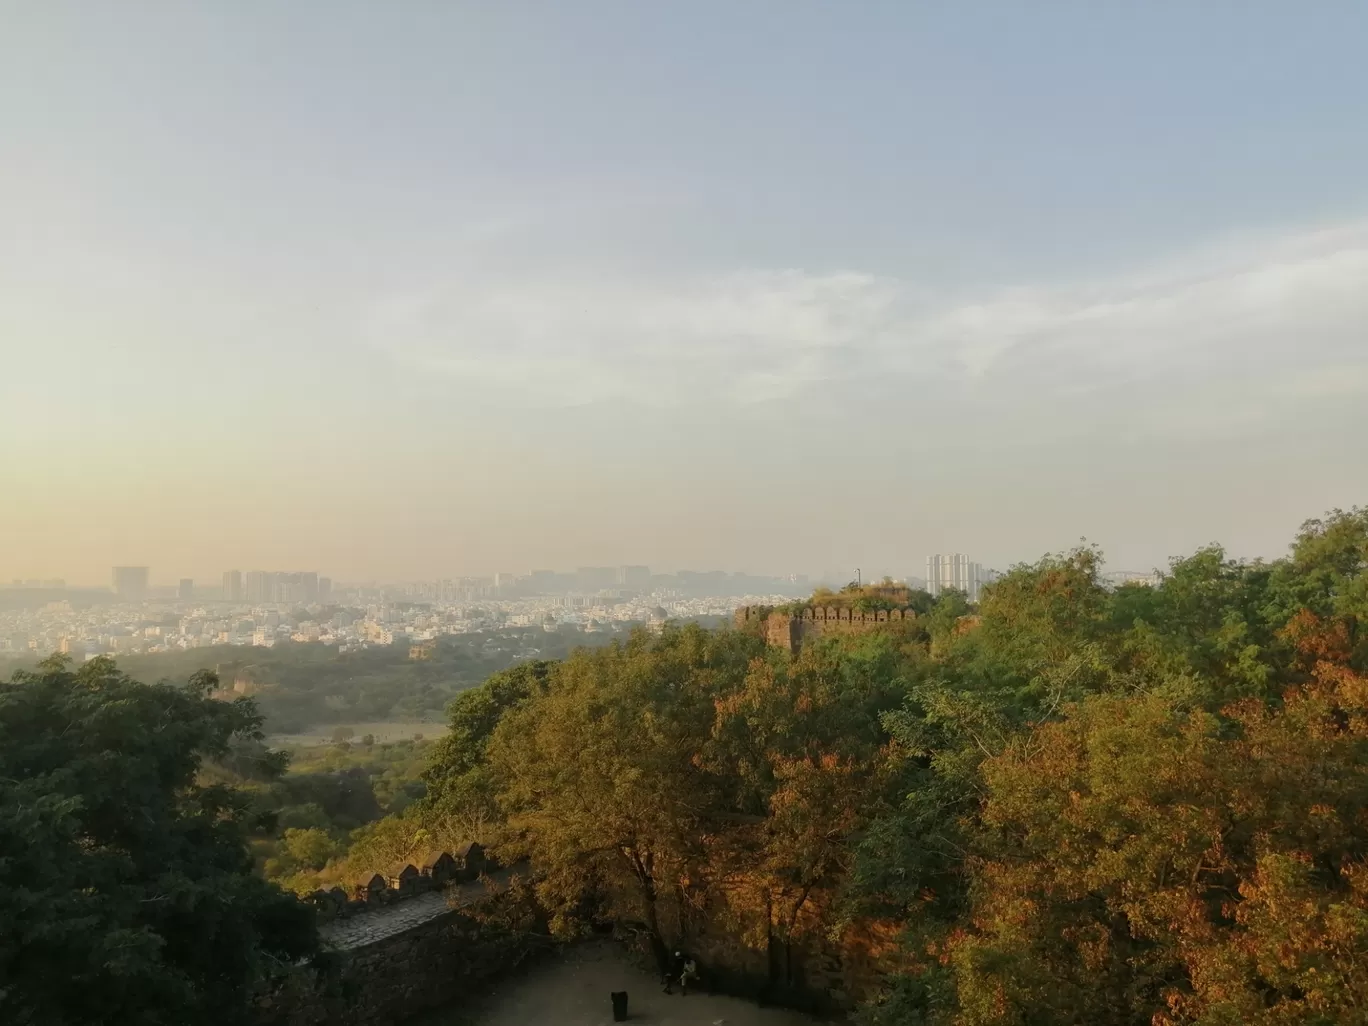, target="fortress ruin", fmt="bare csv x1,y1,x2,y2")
735,601,917,654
